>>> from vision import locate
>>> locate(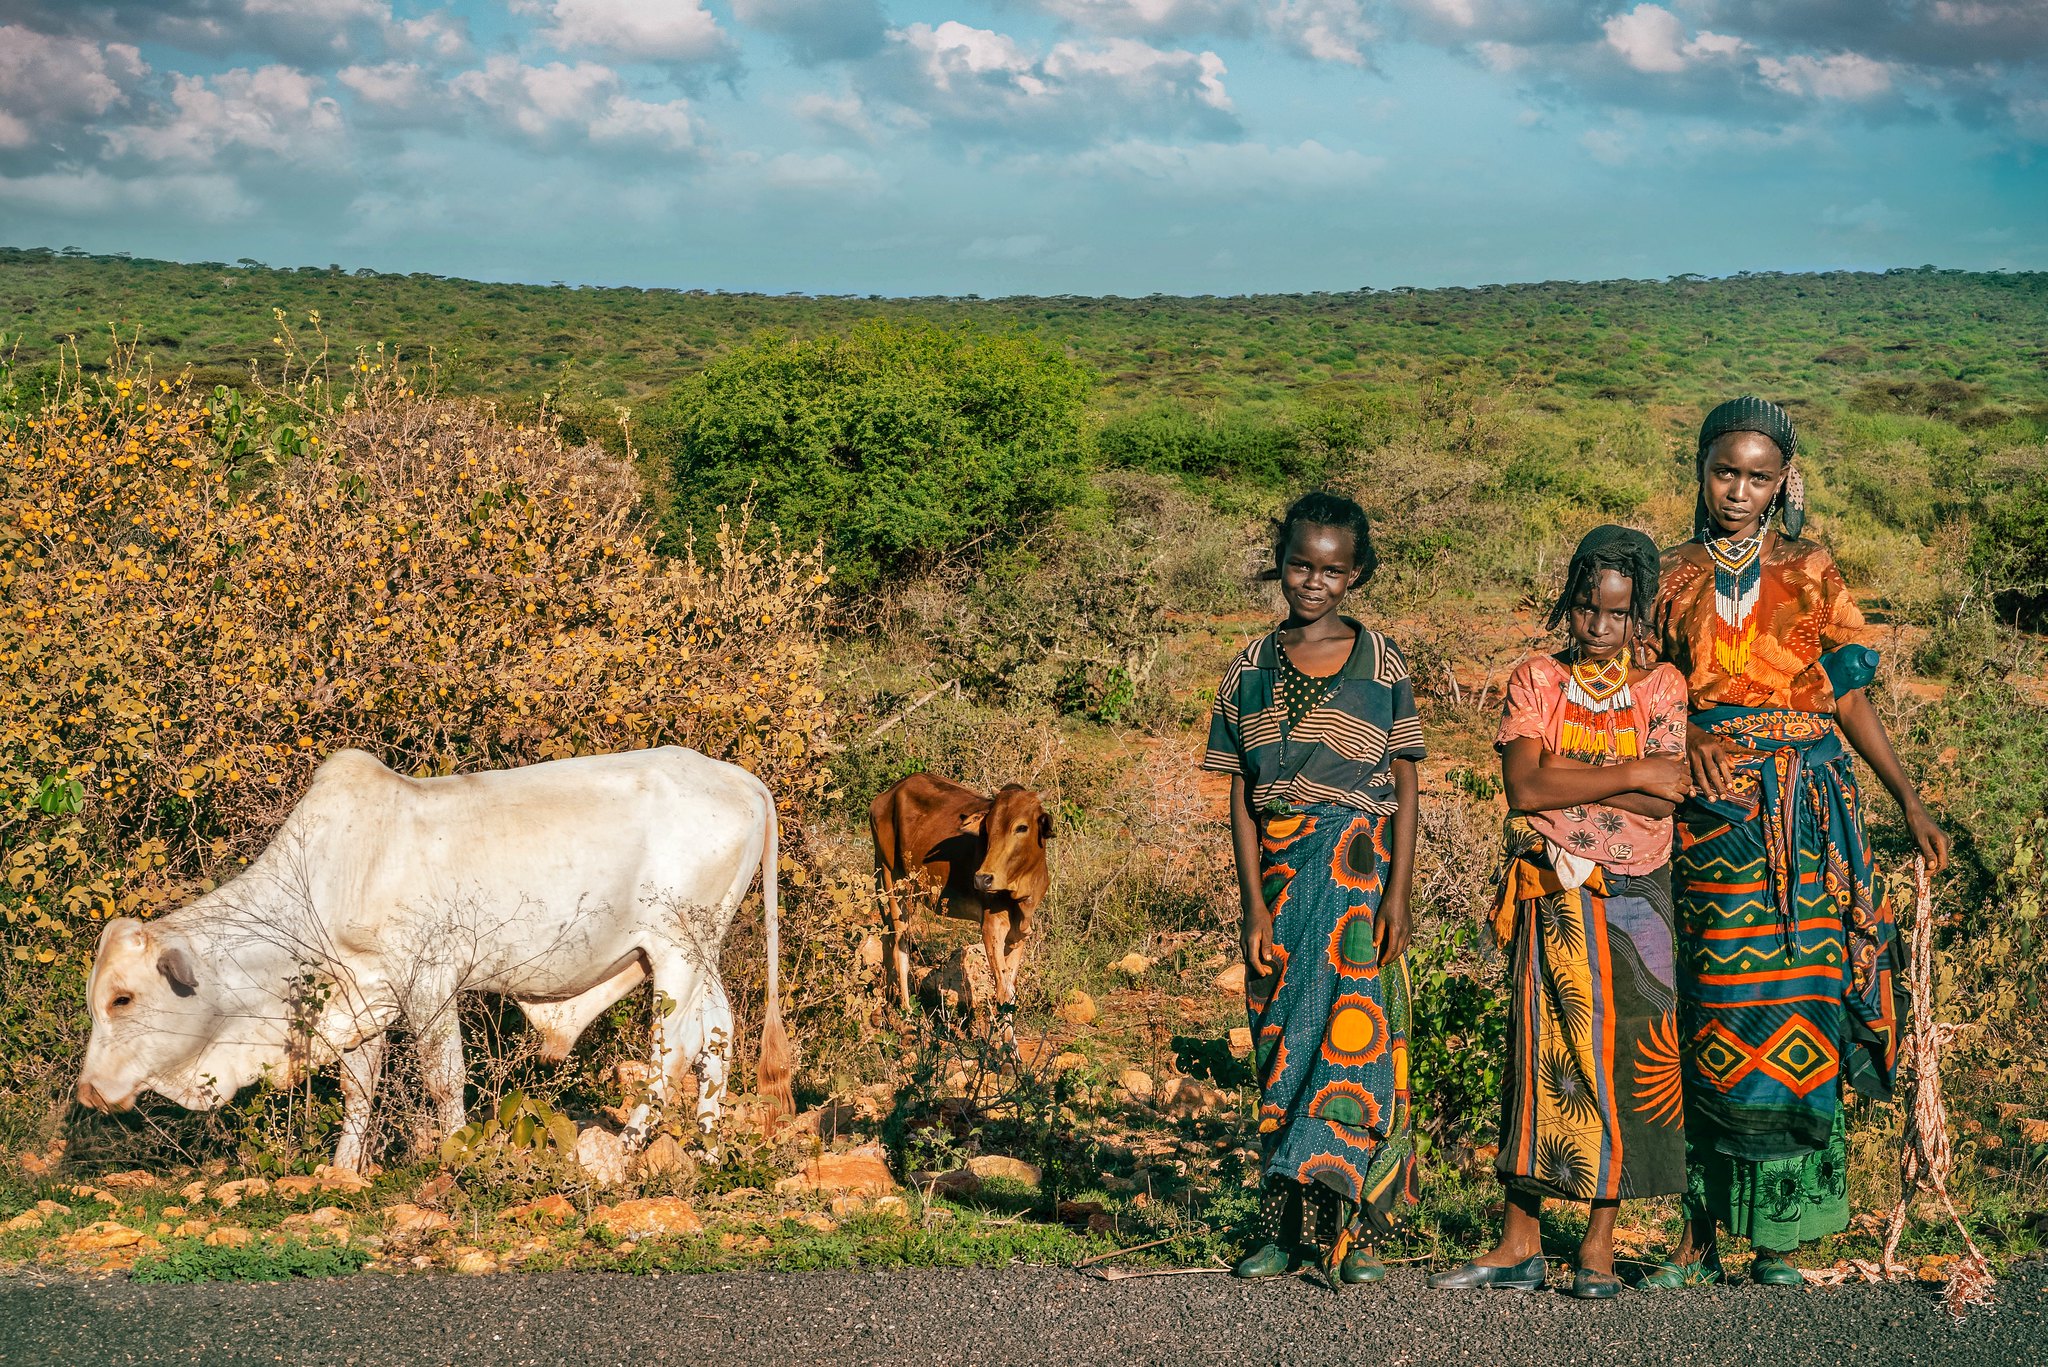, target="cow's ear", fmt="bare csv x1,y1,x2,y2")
1039,811,1055,842
157,943,200,998
958,808,986,836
